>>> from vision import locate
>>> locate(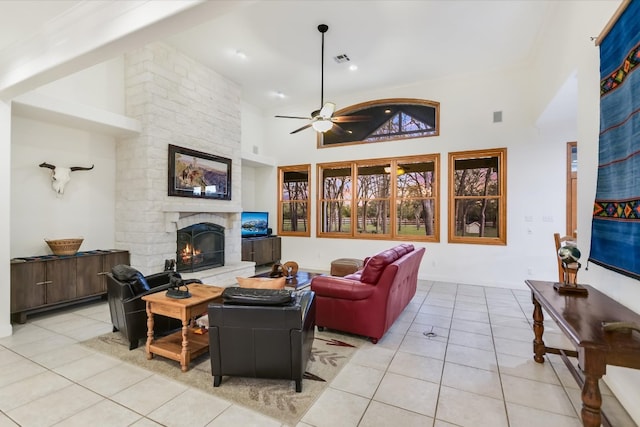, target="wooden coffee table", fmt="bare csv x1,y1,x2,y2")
252,270,322,290
142,283,223,372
